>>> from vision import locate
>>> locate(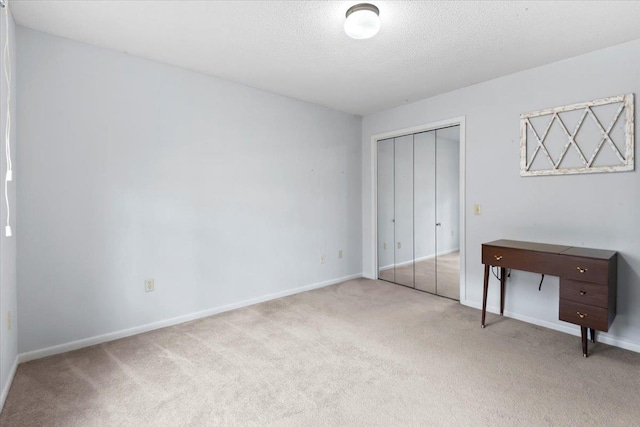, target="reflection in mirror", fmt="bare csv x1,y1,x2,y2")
435,126,460,299
414,131,436,293
377,138,395,282
393,135,415,288
377,126,460,299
